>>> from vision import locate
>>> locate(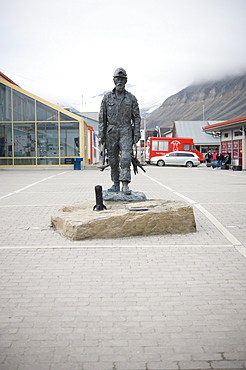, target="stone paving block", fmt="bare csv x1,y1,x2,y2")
18,364,54,370
178,361,212,369
191,353,223,361
145,362,180,370
210,360,246,369
51,364,83,370
113,362,152,370
82,363,115,370
99,353,129,362
0,364,19,370
69,353,99,362
83,346,114,356
223,352,246,360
